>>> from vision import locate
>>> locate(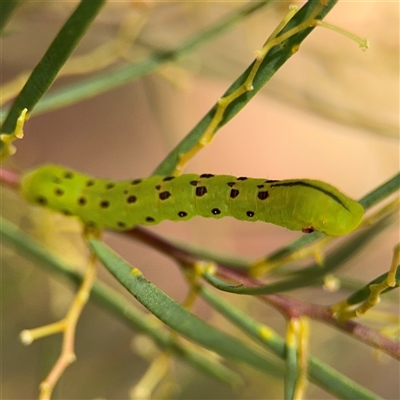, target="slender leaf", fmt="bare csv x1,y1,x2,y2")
360,172,400,209
0,0,20,34
88,237,284,377
153,0,339,175
344,269,400,306
203,217,389,295
1,0,107,135
284,326,298,400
